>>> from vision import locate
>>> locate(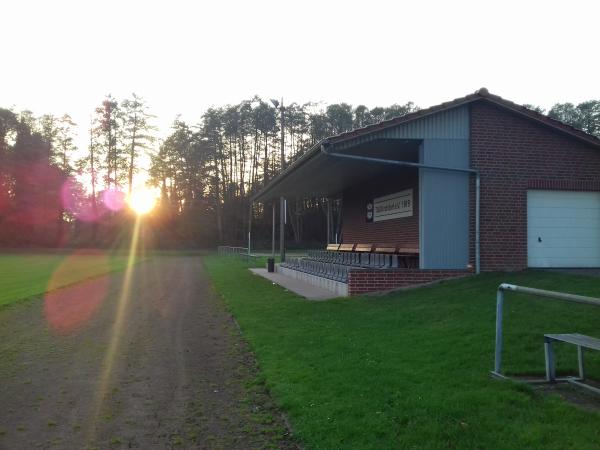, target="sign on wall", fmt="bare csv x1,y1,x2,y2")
366,189,413,222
